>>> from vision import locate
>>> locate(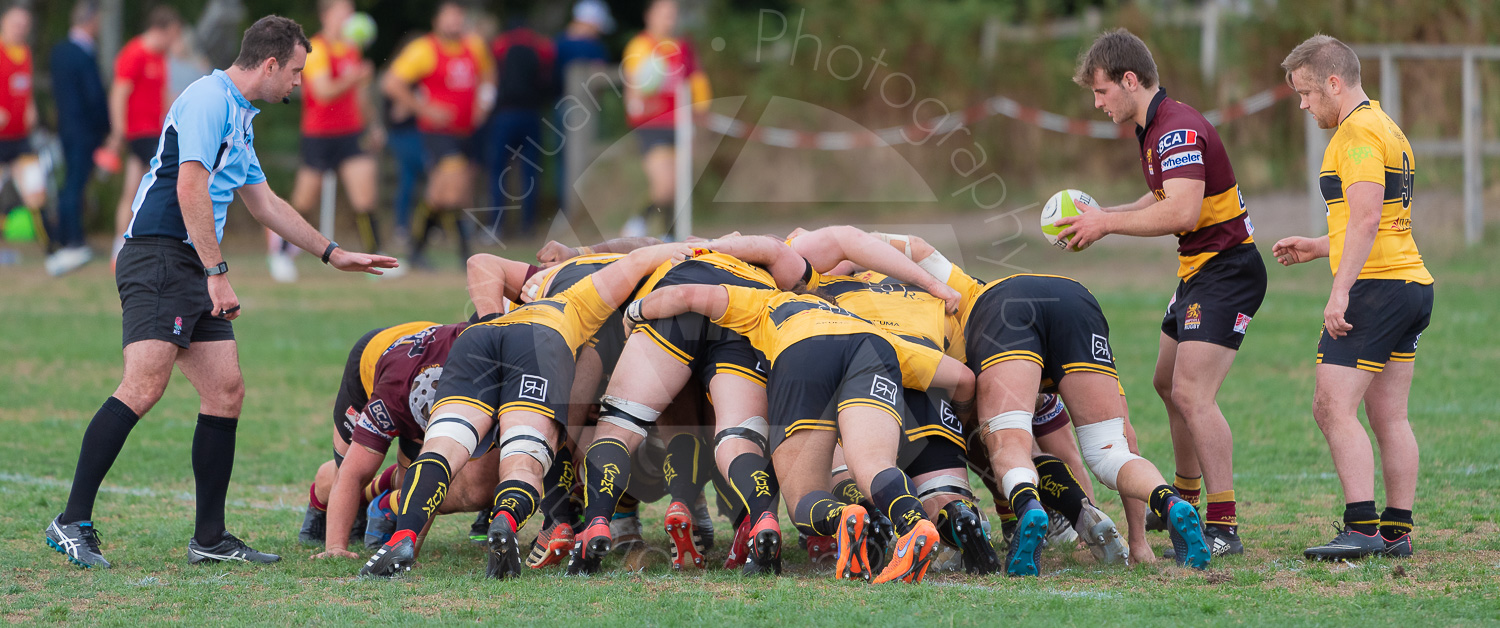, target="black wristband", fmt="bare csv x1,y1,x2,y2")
321,241,339,264
204,261,229,276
